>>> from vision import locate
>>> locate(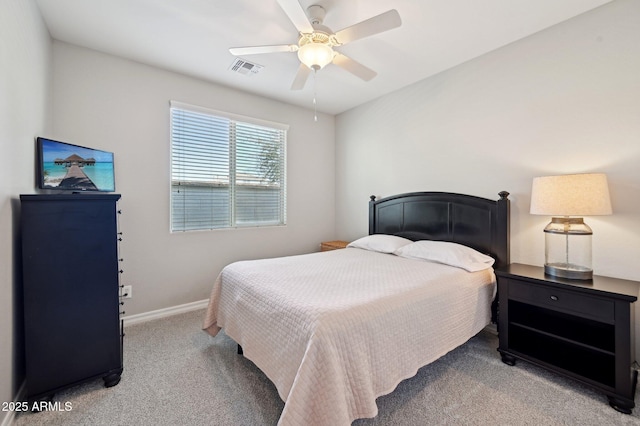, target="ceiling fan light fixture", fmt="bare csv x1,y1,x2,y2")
297,42,334,71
